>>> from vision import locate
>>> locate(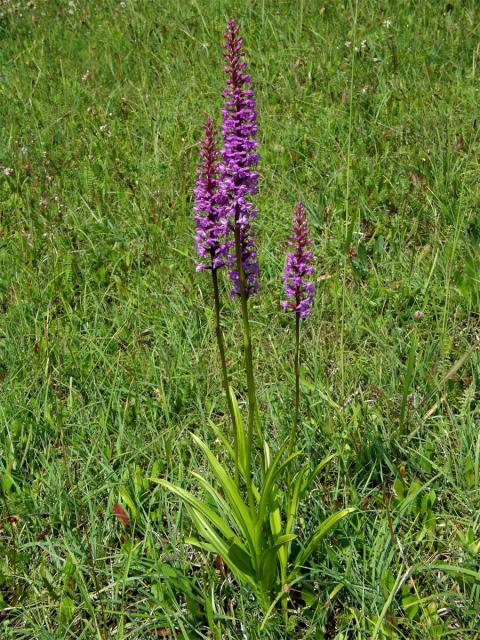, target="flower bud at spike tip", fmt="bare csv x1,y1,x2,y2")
282,202,315,318
219,18,259,298
194,118,230,272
